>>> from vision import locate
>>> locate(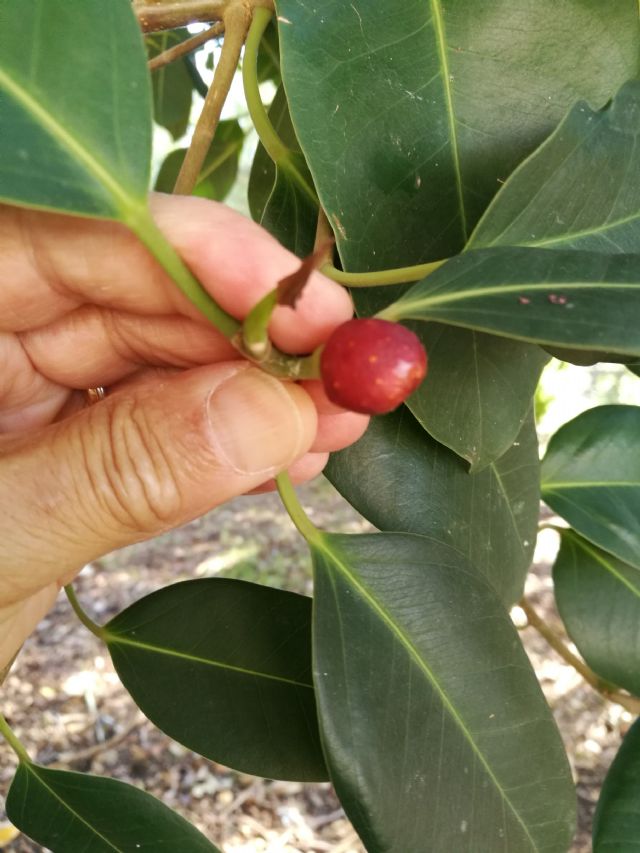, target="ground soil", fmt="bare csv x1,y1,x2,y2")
0,478,631,852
